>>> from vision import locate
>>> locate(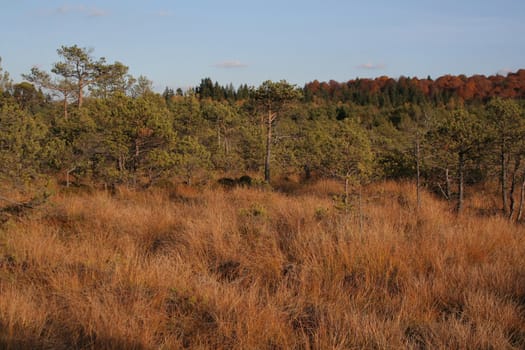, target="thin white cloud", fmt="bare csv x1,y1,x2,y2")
55,4,108,17
213,61,248,69
358,63,386,70
155,10,174,17
88,8,108,17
